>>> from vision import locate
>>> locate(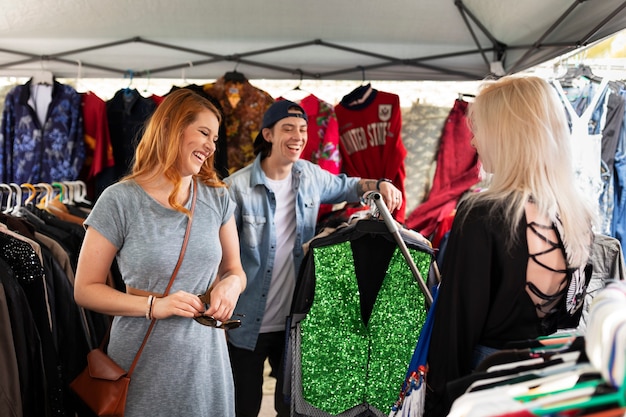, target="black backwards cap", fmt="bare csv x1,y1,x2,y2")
253,100,308,147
